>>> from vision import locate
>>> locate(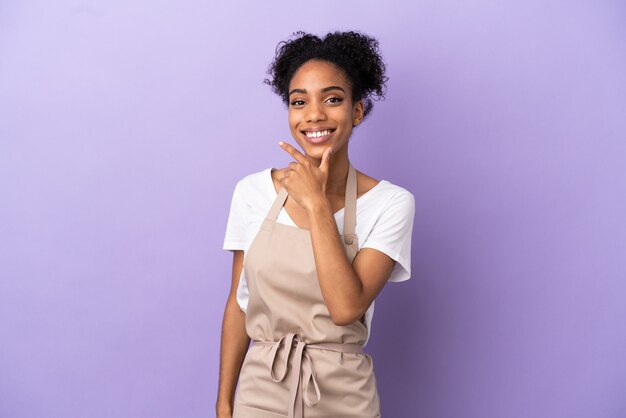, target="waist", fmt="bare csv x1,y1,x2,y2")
252,336,363,354
250,333,364,418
